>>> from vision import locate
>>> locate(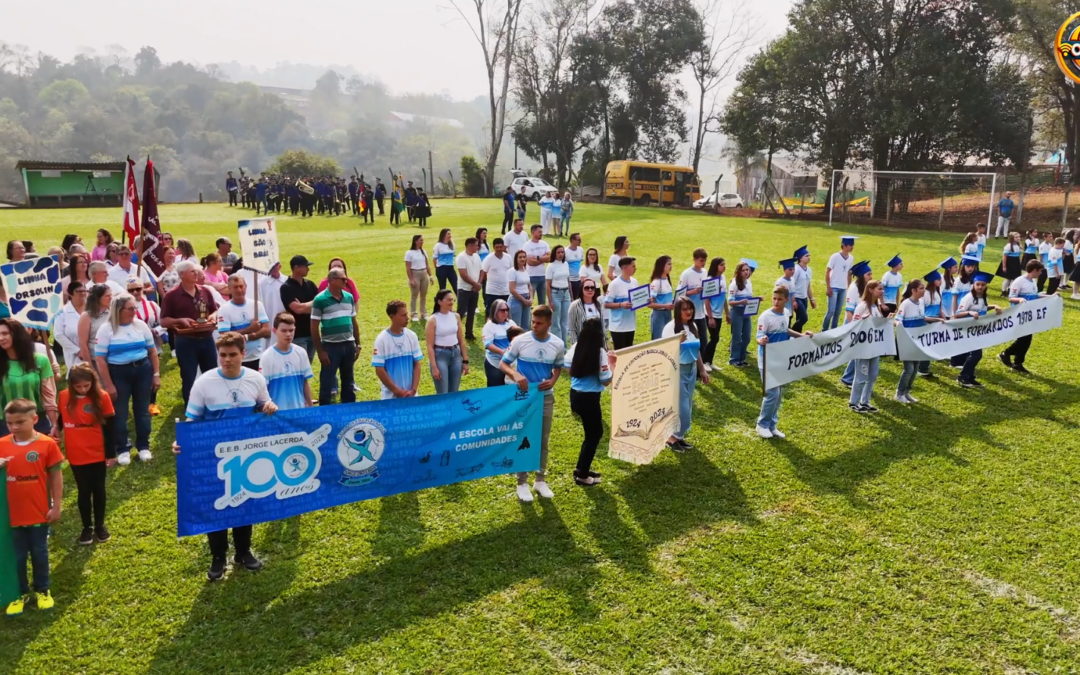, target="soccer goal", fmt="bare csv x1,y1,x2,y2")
827,170,999,230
